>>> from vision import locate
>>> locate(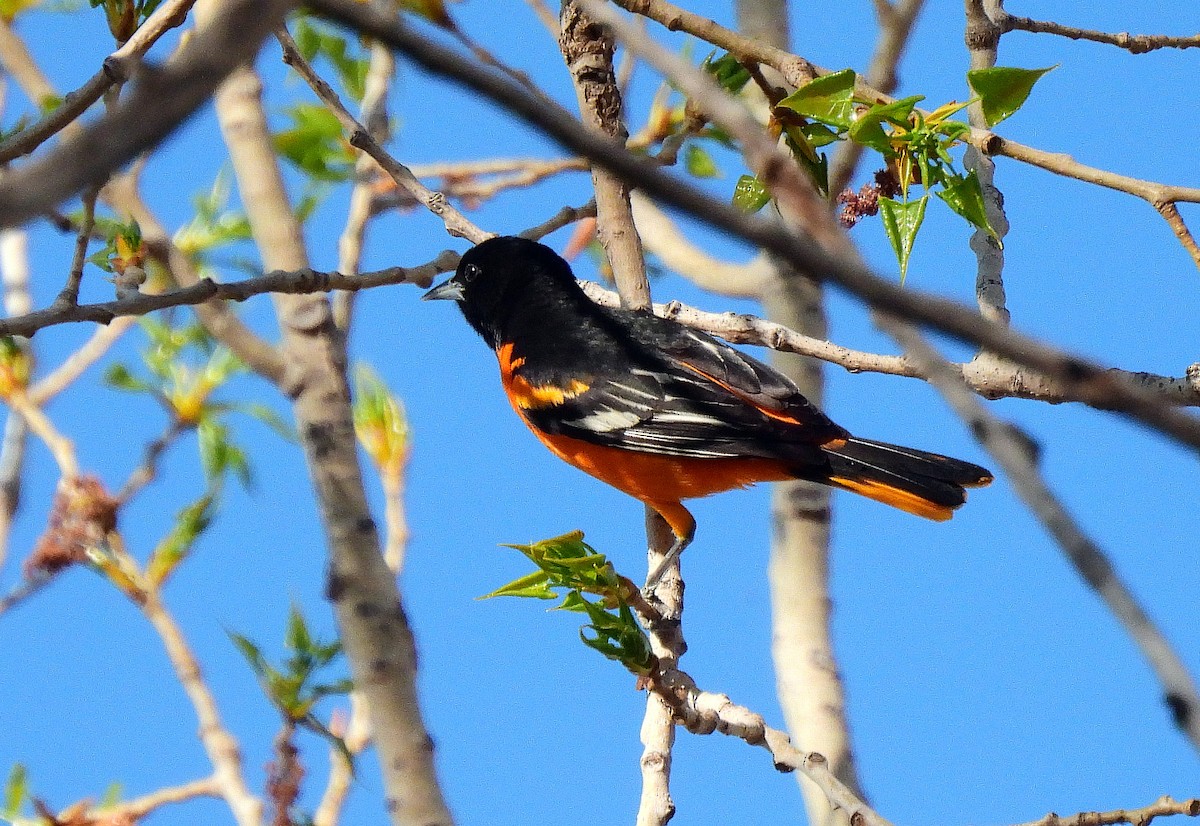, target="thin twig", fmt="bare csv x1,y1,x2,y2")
1010,795,1200,826
141,587,263,825
0,0,200,163
276,25,490,245
991,6,1200,54
55,186,98,308
117,419,188,503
